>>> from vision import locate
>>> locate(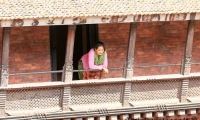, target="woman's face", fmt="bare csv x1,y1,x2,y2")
95,46,104,56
